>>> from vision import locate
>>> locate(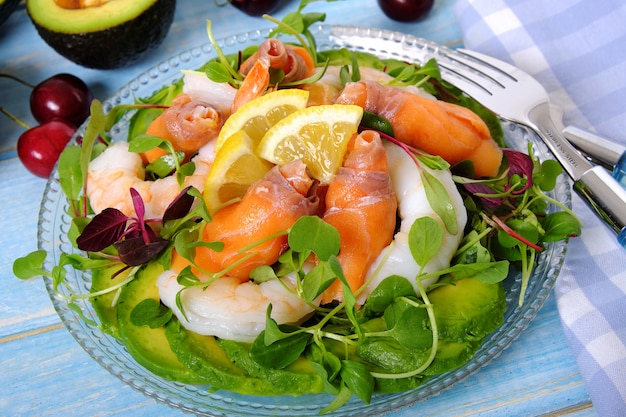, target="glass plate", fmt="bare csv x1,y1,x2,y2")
37,25,570,417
